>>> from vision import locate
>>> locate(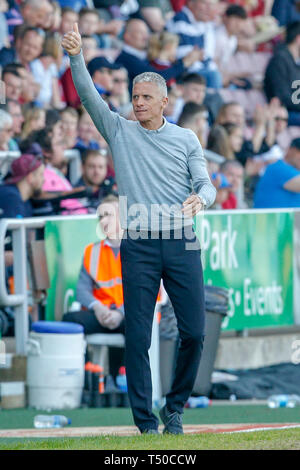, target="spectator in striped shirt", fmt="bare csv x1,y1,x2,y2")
166,0,223,89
